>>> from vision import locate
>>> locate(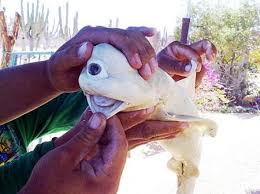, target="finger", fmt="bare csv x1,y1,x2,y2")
127,26,157,37
122,36,156,75
62,113,106,165
158,41,203,75
91,116,128,177
108,31,143,69
138,57,158,78
158,52,192,77
134,35,157,69
195,65,206,88
128,133,178,150
171,64,206,87
168,42,202,72
72,26,157,79
70,26,157,79
149,57,159,74
134,37,157,78
117,107,155,130
54,108,93,147
77,41,94,63
79,107,93,121
51,41,93,74
138,63,152,80
126,120,188,140
190,39,217,61
112,29,157,75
